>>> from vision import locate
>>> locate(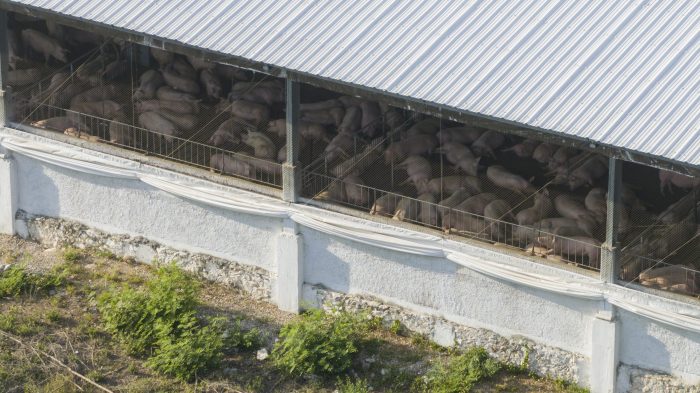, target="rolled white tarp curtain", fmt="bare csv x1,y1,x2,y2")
2,133,700,334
